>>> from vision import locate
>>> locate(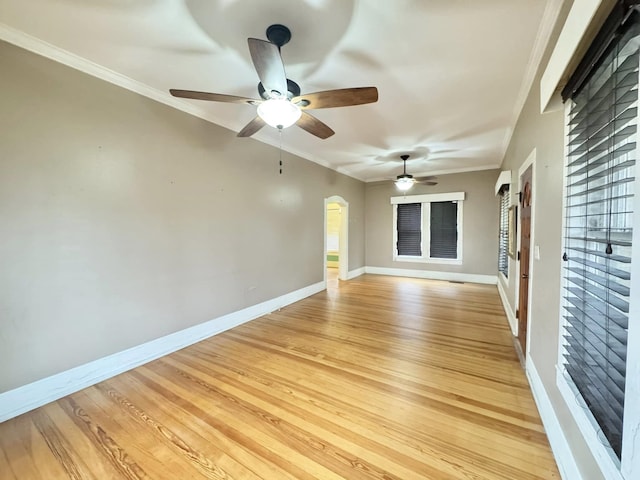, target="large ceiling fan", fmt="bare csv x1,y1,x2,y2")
395,154,437,191
170,24,379,139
